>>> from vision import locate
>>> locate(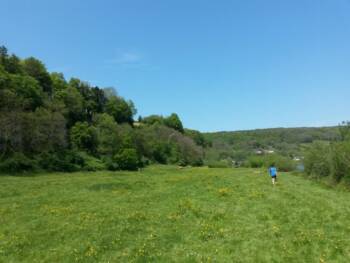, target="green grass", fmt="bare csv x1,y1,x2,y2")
1,166,350,262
